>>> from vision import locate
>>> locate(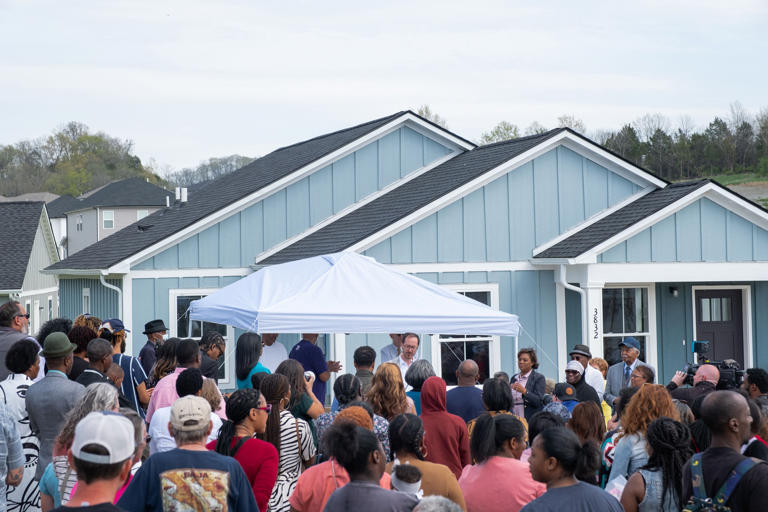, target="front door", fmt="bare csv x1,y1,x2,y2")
695,289,744,366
